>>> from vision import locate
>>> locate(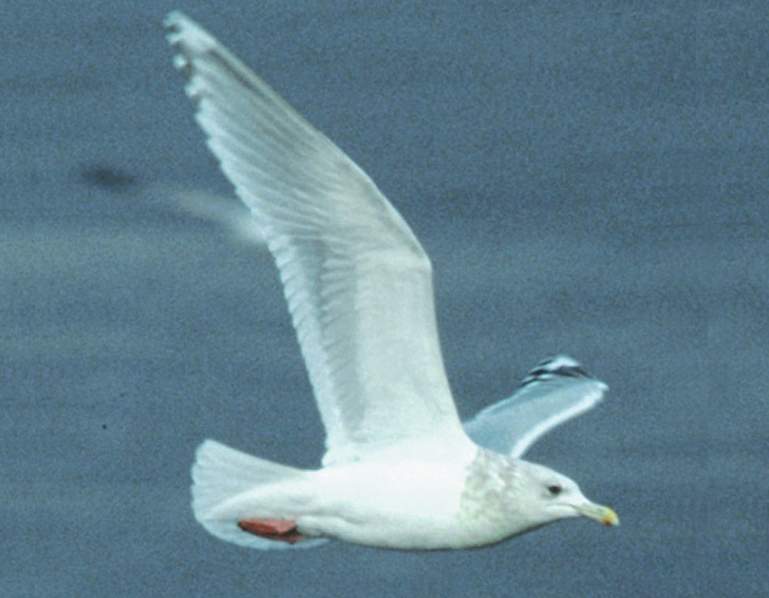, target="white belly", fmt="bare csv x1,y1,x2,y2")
298,458,477,550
